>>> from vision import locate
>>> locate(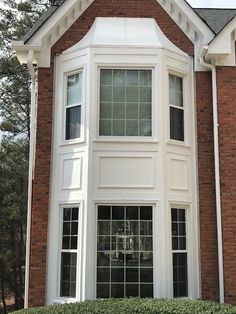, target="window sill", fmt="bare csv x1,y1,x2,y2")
166,139,190,148
60,138,85,147
93,137,159,144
